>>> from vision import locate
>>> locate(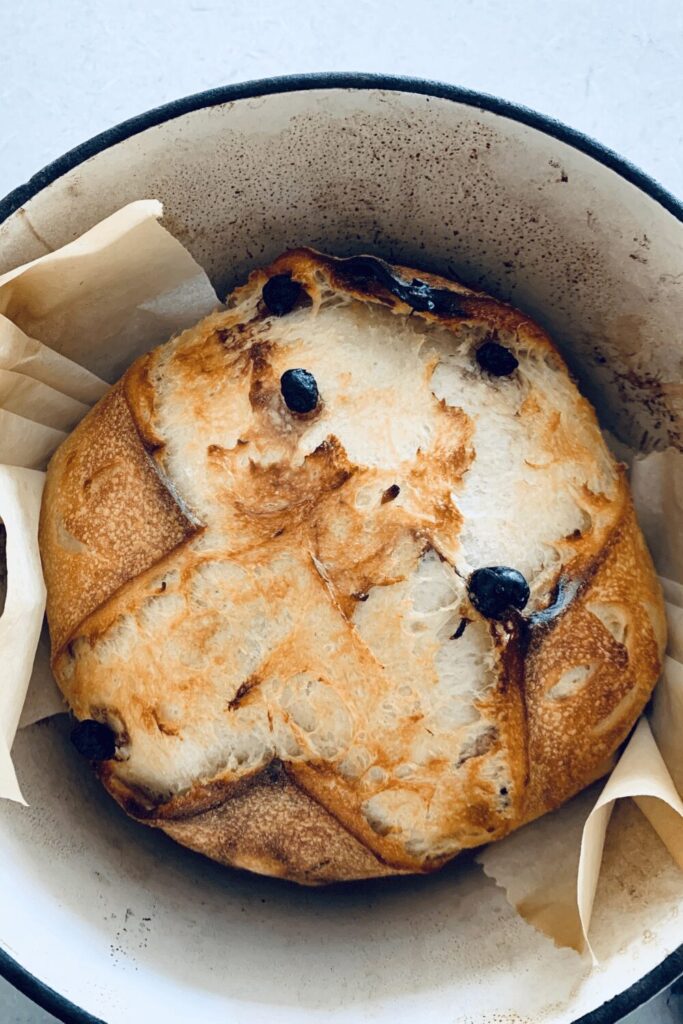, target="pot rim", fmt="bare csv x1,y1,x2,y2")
0,71,680,1024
